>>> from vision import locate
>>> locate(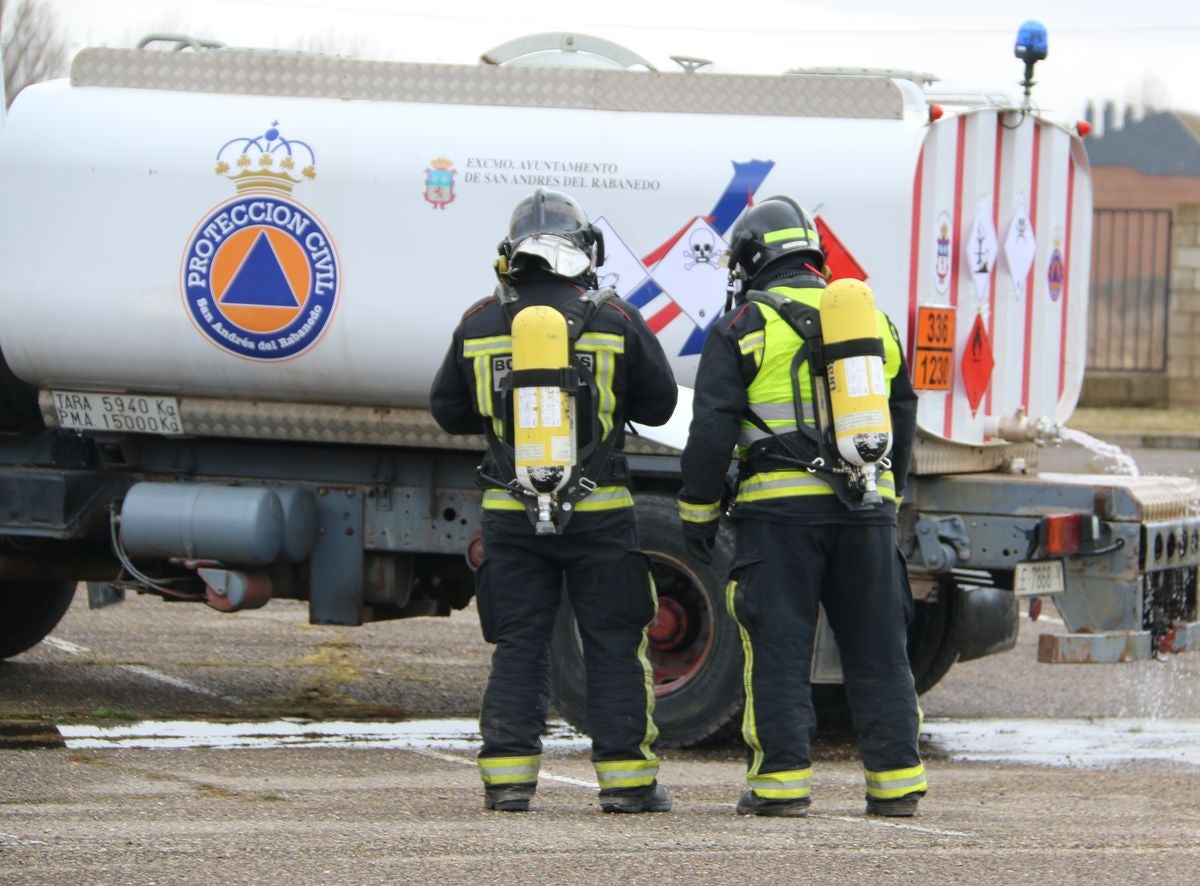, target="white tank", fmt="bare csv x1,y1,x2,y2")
0,46,1090,446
